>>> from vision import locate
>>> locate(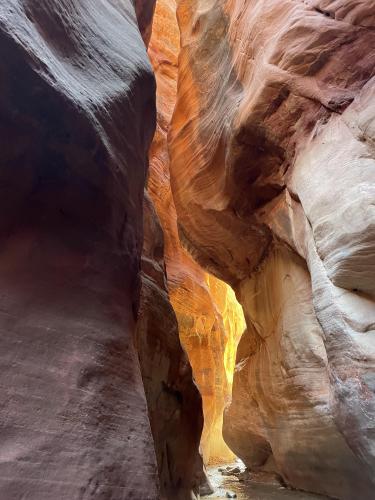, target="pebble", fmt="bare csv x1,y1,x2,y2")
226,492,237,498
221,466,241,476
